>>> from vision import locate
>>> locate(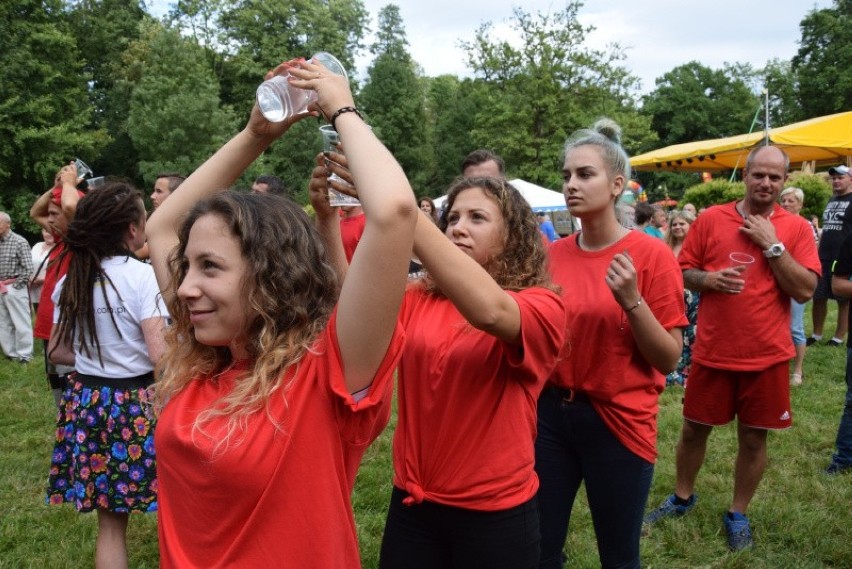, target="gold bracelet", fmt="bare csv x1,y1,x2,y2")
626,297,643,312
